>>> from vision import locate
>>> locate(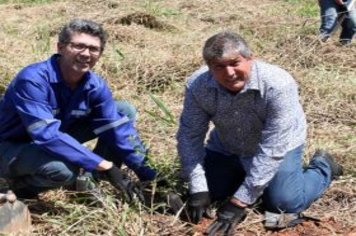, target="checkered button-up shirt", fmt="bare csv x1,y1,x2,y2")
177,60,307,204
